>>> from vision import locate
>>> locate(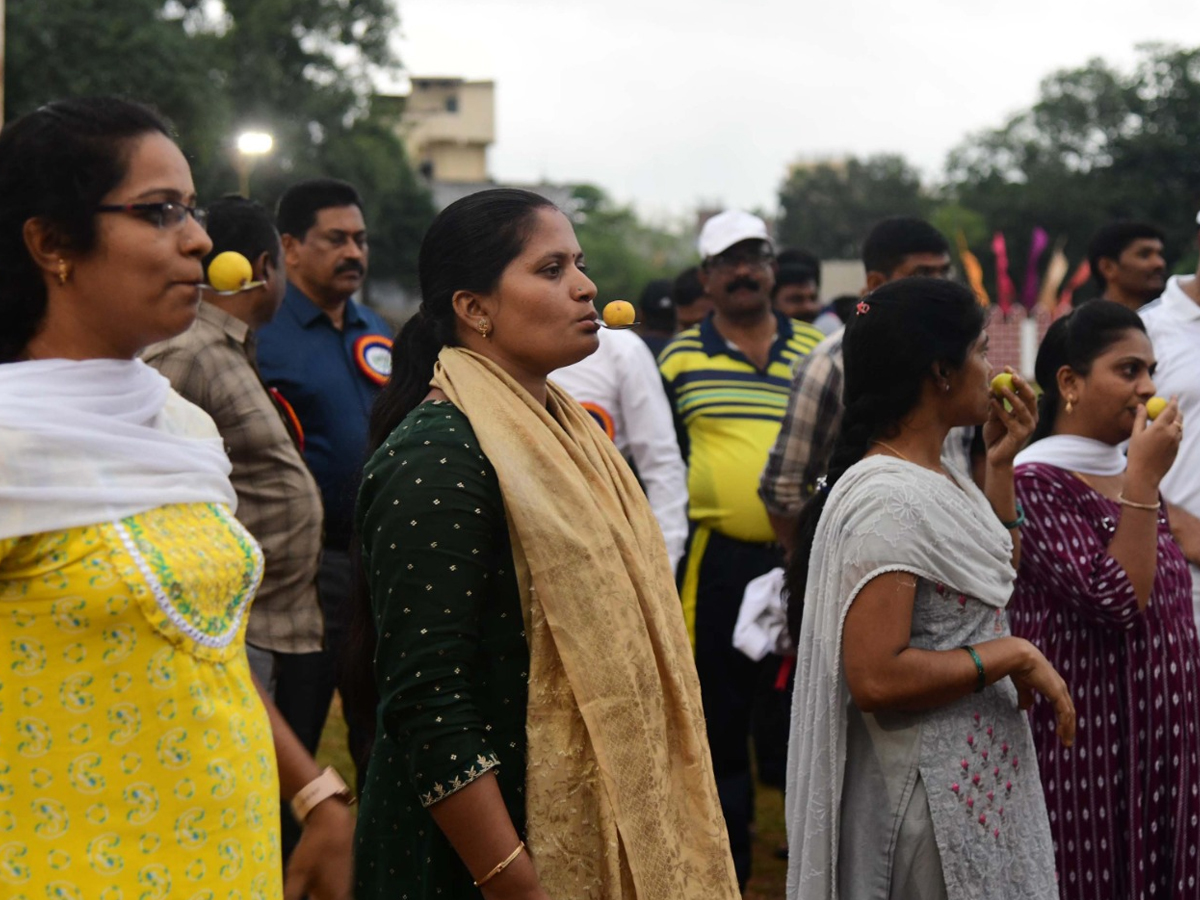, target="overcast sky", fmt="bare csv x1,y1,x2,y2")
394,0,1200,220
